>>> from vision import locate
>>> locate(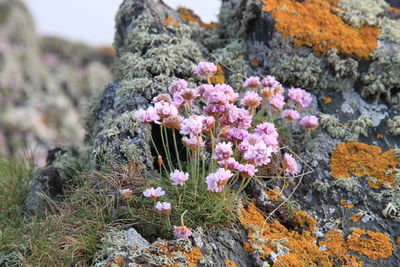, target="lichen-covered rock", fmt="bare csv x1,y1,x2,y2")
89,0,400,265
25,147,81,214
